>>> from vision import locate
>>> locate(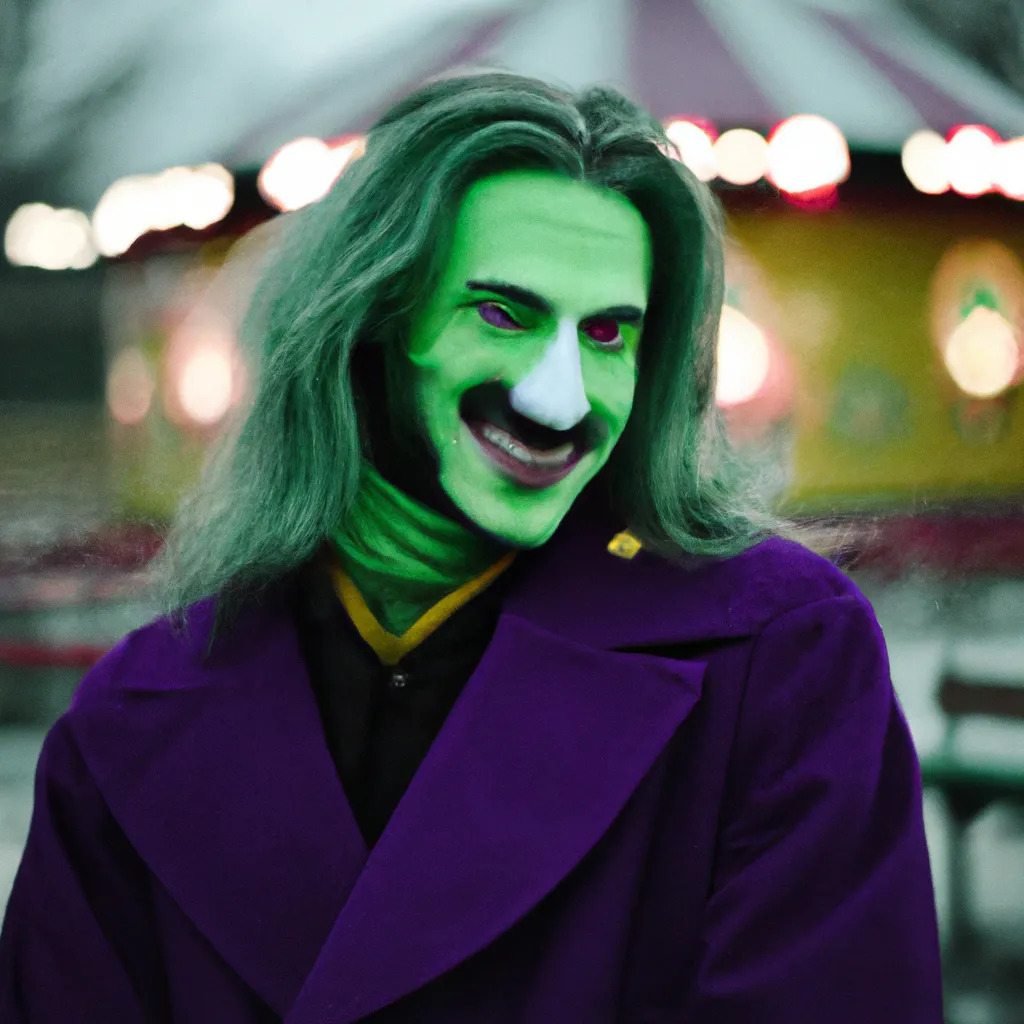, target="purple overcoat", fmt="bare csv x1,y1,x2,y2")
0,514,944,1022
